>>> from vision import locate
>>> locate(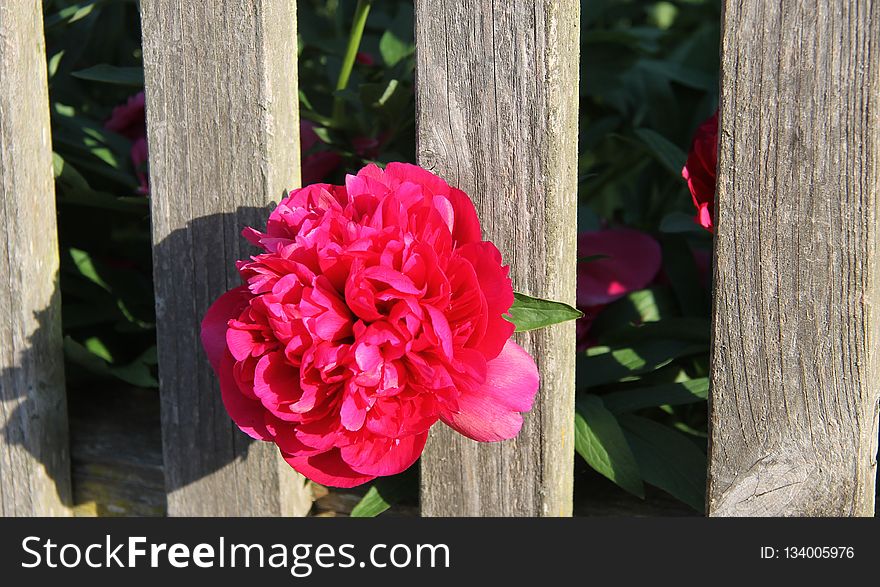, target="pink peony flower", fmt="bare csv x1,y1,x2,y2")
201,163,540,487
576,229,662,349
682,111,718,231
105,92,151,195
105,92,146,140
